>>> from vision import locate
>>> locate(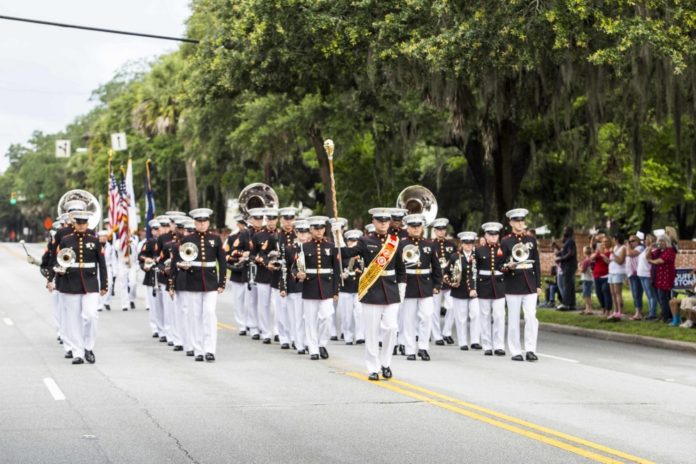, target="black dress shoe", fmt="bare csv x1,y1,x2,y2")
104,304,111,311
368,373,379,381
418,349,431,361
85,350,96,364
460,346,469,351
392,345,398,355
280,343,290,349
470,343,482,350
205,353,215,361
297,349,307,355
274,335,280,342
238,330,247,336
356,339,364,345
381,366,393,379
130,302,135,310
173,345,183,352
195,355,204,362
167,342,174,347
122,307,128,311
262,338,271,344
292,342,296,350
186,351,194,357
345,341,353,345
330,336,338,341
72,357,84,365
64,351,73,359
444,336,455,345
59,339,63,345
159,337,167,343
319,347,329,359
152,333,159,338
494,349,506,356
435,339,445,346
525,352,538,361
340,333,344,340
484,350,493,356
310,354,319,360
251,334,260,340
146,307,149,311
98,308,102,312
378,341,382,348
511,354,524,361
406,354,416,361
